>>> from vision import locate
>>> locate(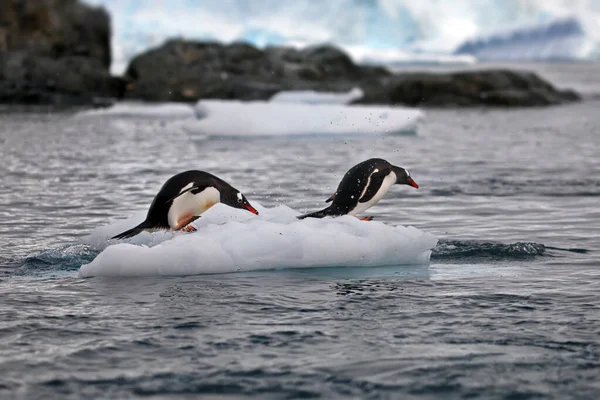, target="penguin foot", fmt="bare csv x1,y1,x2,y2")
174,215,200,231
359,216,374,221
